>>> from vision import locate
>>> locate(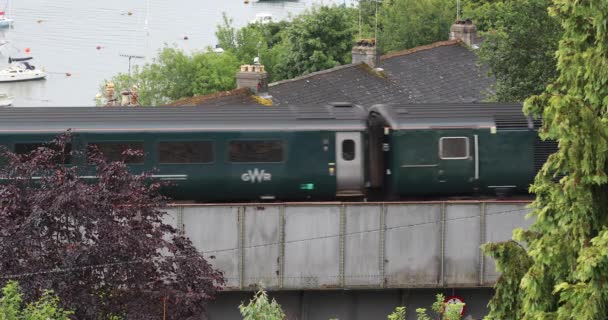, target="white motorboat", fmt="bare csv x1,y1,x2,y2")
0,57,46,82
0,93,14,106
0,11,13,28
250,13,273,24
